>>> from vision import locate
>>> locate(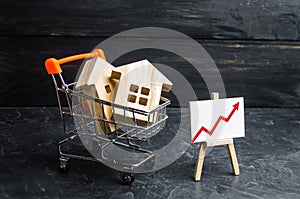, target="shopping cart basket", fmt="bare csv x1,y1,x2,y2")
45,49,170,184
